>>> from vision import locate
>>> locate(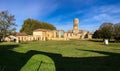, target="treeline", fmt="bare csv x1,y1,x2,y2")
20,18,56,35
93,22,120,42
